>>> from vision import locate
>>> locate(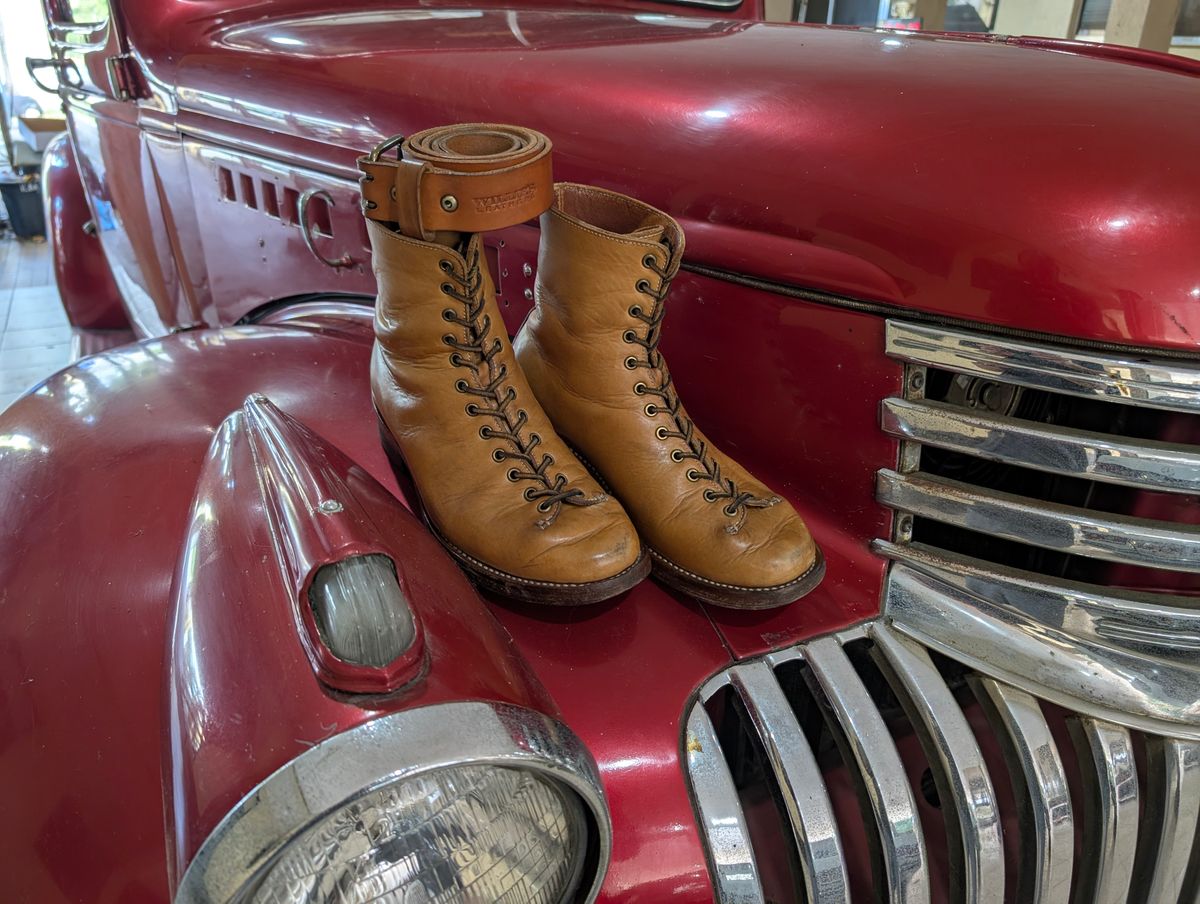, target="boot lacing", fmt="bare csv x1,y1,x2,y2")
440,246,603,528
625,240,780,534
